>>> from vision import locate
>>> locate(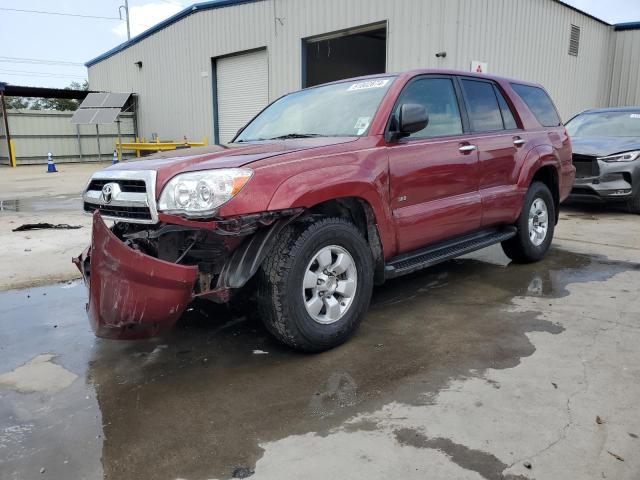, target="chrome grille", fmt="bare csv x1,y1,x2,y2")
87,179,147,193
84,203,153,220
83,170,158,224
